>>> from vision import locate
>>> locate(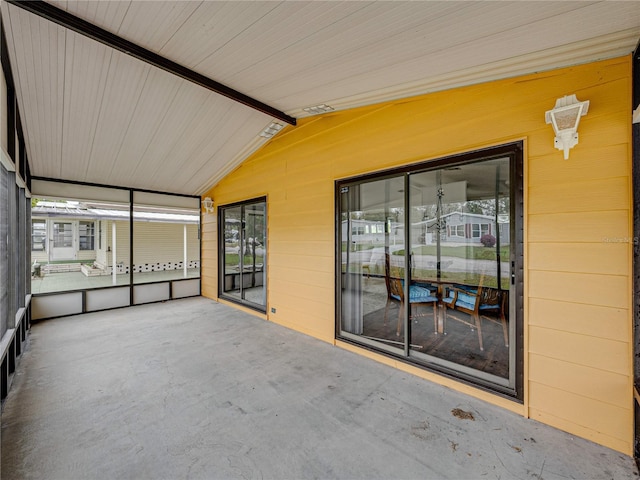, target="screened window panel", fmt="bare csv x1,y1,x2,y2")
18,188,26,308
0,163,8,337
132,192,200,286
